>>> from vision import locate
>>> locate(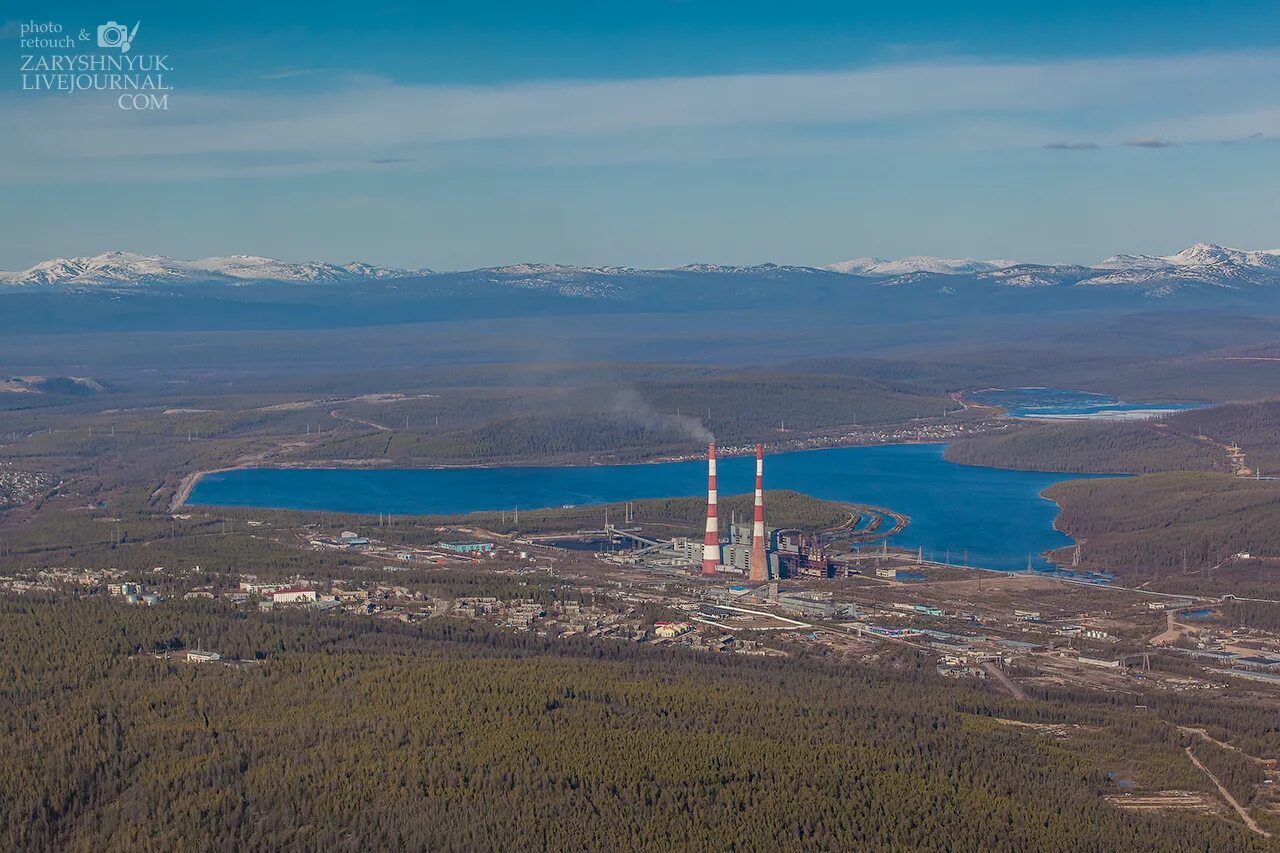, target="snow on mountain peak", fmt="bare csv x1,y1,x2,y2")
6,243,1280,294
1097,243,1280,270
1094,253,1169,271
1165,242,1239,266
0,252,423,286
1079,242,1280,290
824,256,1018,276
1161,242,1280,270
